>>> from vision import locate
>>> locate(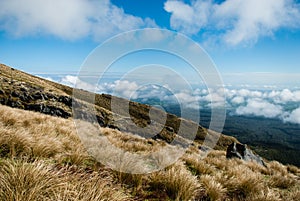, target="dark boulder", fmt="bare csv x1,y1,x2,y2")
107,124,120,130
9,100,23,109
58,95,72,107
32,92,44,100
11,91,20,97
226,142,266,167
20,87,27,92
96,114,106,127
166,126,174,133
25,104,71,118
